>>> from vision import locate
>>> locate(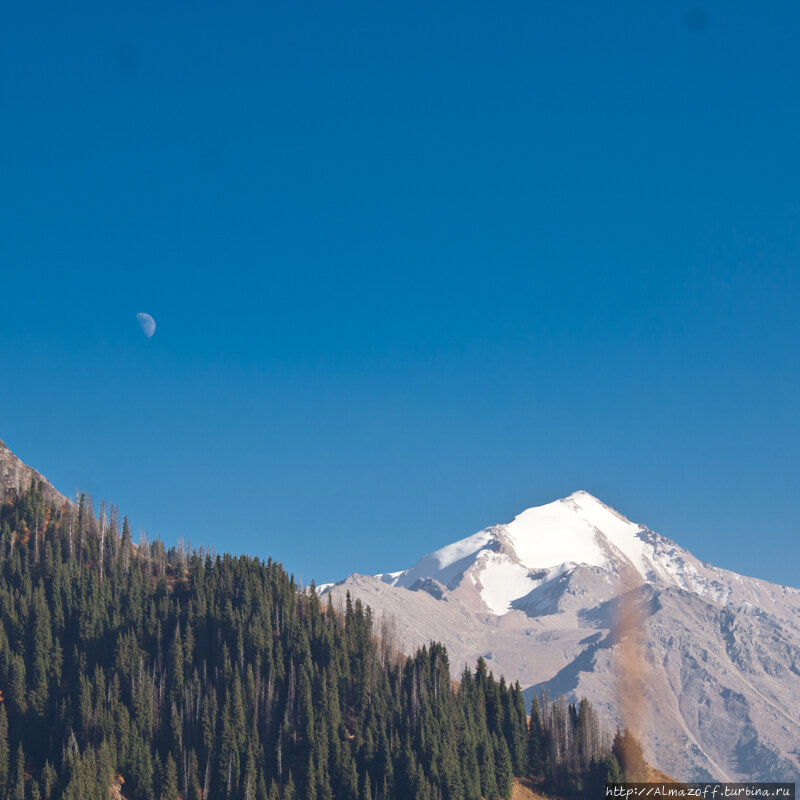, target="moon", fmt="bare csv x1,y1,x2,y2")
136,312,156,338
